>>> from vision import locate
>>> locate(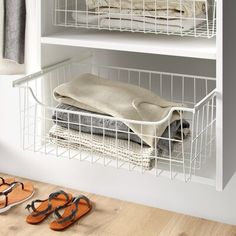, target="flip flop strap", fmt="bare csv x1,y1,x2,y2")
0,177,11,187
25,190,70,217
0,182,24,208
54,195,91,224
0,177,4,185
25,199,50,217
0,187,11,207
